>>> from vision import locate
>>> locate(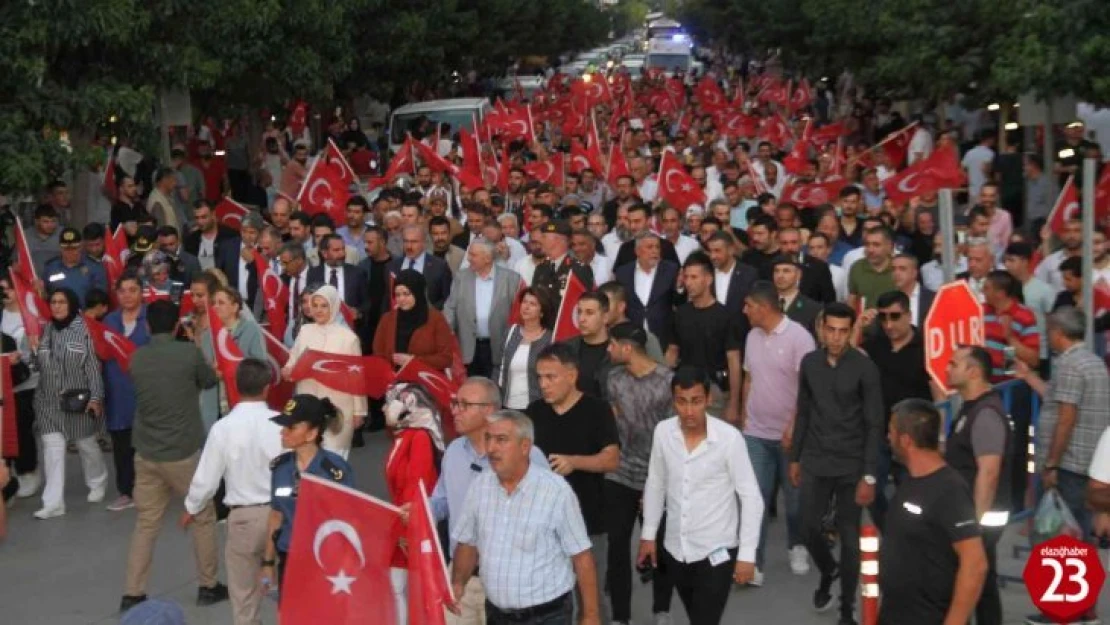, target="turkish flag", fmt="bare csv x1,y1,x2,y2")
407,481,454,625
458,128,483,187
396,358,459,427
83,315,137,372
0,358,15,458
506,278,528,326
876,124,917,170
570,76,609,109
715,110,759,139
561,106,588,138
207,303,244,406
1047,176,1081,236
523,156,565,188
253,249,288,340
585,123,606,173
779,179,849,209
280,474,402,625
289,349,395,398
1095,167,1110,228
372,137,417,189
101,226,126,309
695,77,728,111
758,79,790,107
663,77,686,109
569,141,602,176
179,291,195,318
261,328,295,410
881,144,964,204
552,270,587,342
13,218,37,283
1094,278,1110,316
607,143,631,187
101,152,118,202
657,151,707,214
783,139,811,175
790,78,814,111
485,108,535,143
297,158,350,225
758,115,792,149
288,100,308,138
810,121,849,146
413,140,484,190
214,197,251,232
9,269,47,339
